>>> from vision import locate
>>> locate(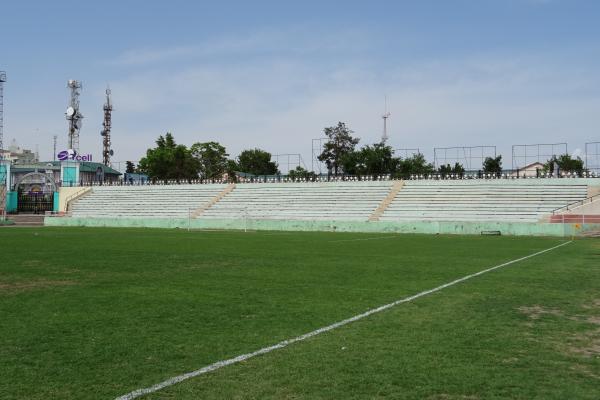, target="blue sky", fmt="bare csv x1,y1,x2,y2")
2,0,600,171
